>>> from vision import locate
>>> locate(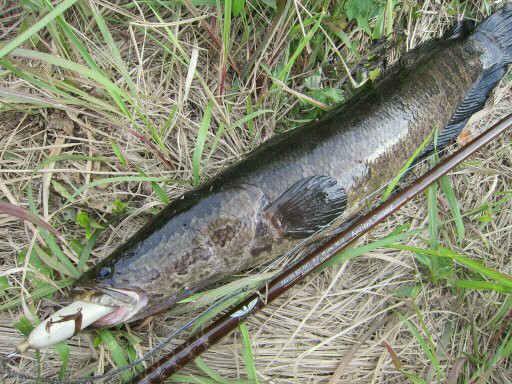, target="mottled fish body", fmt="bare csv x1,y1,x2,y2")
69,7,512,327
